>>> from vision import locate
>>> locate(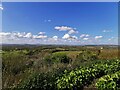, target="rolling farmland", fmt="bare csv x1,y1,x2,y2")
2,45,119,90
